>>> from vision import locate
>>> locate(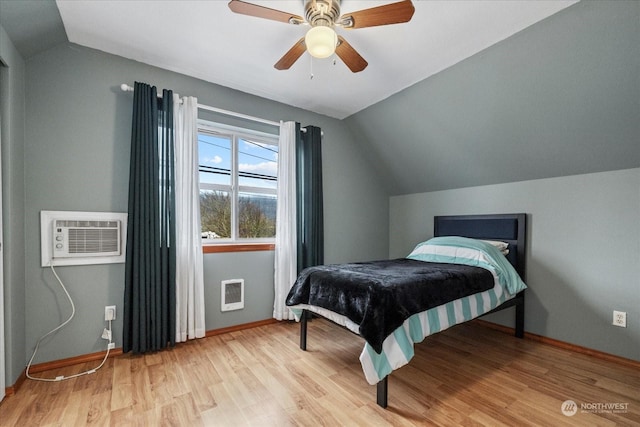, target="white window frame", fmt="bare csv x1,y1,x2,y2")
198,120,278,244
